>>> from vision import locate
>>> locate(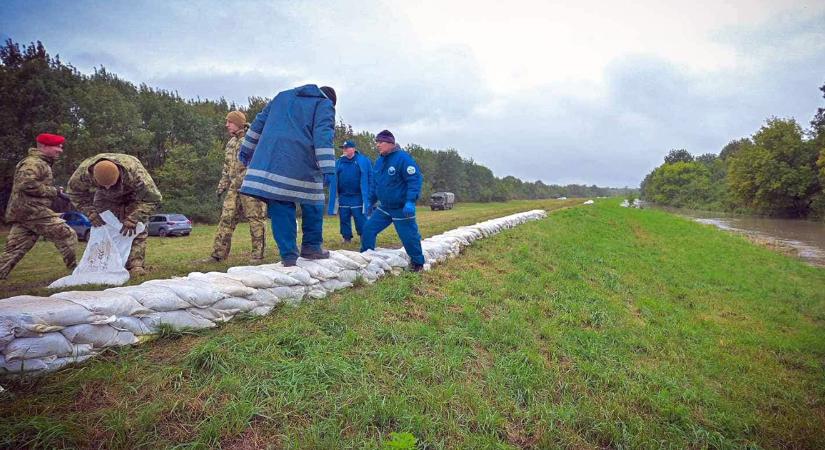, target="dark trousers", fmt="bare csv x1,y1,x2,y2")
339,205,366,240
